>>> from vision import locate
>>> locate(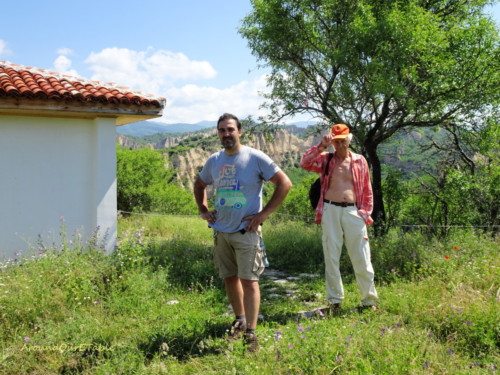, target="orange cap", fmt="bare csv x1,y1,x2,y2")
331,124,350,139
